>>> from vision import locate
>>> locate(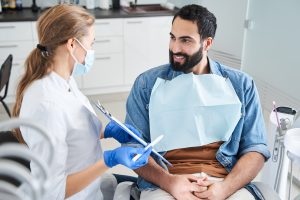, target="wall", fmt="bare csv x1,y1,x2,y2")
167,0,201,8
242,0,300,111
